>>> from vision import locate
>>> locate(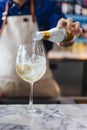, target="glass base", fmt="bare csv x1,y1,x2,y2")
28,107,43,117
20,105,44,117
